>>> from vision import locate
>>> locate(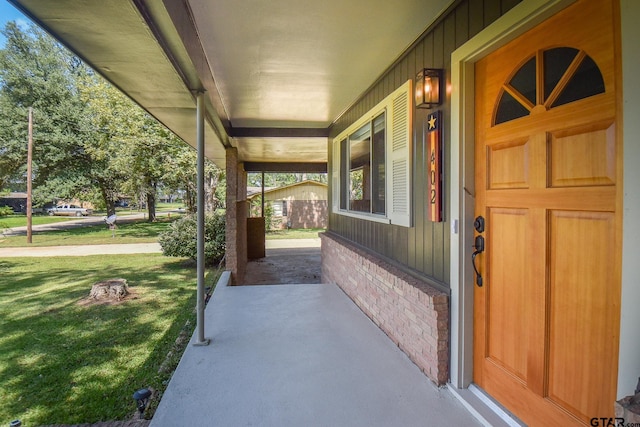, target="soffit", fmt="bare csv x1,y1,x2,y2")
10,0,455,168
190,0,453,129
